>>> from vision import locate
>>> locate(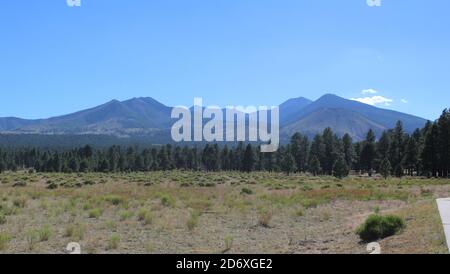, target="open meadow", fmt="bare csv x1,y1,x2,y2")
0,171,449,254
